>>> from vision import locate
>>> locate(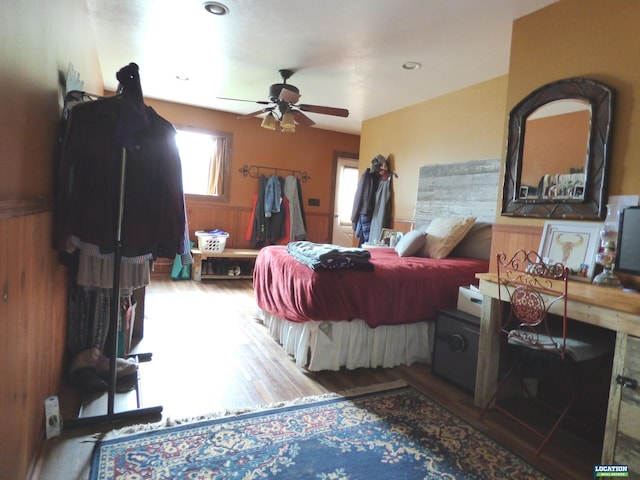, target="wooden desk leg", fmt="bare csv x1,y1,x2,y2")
474,296,501,408
601,331,626,464
191,251,203,281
